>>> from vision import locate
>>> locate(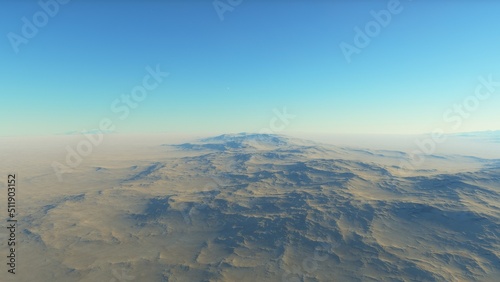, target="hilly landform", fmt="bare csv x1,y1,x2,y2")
1,133,499,281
